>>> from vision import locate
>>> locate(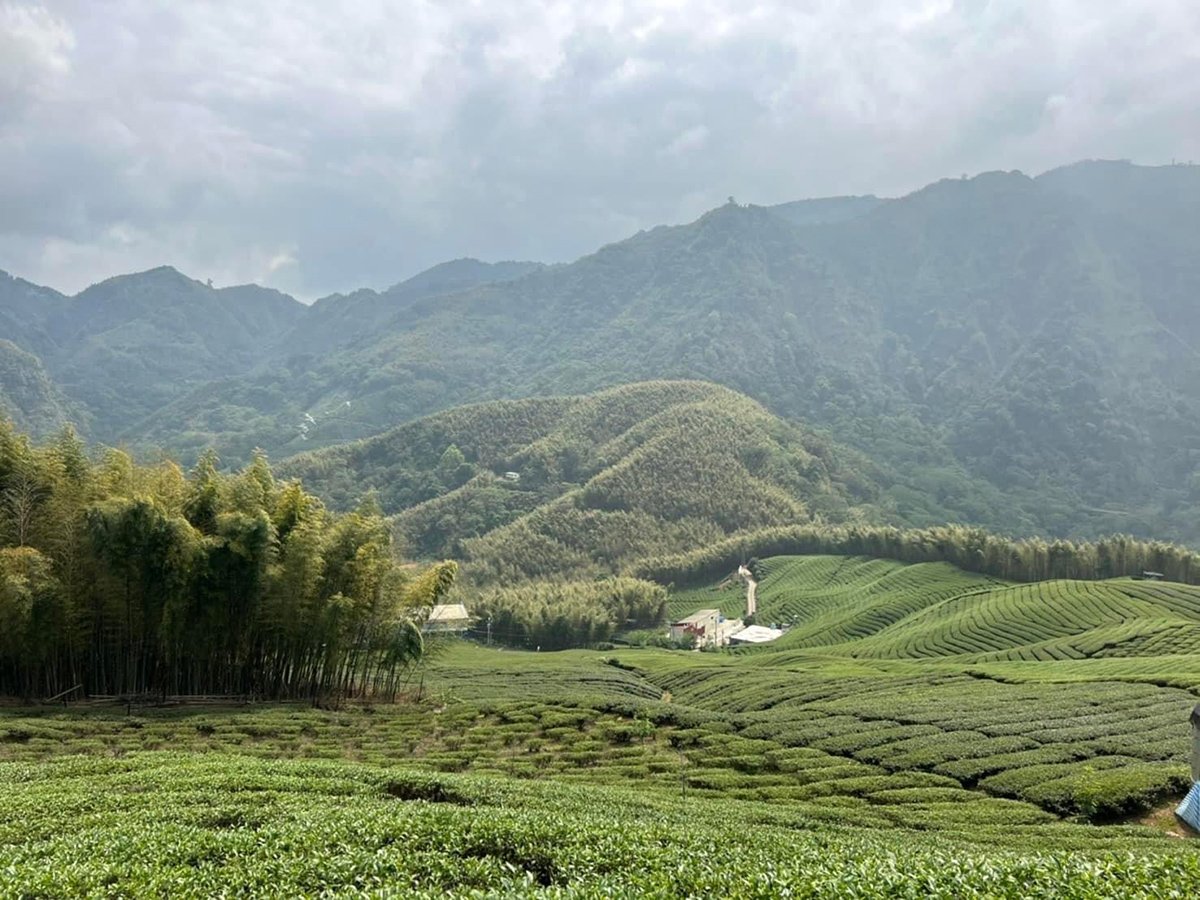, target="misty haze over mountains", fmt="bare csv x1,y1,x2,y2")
3,158,1200,545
